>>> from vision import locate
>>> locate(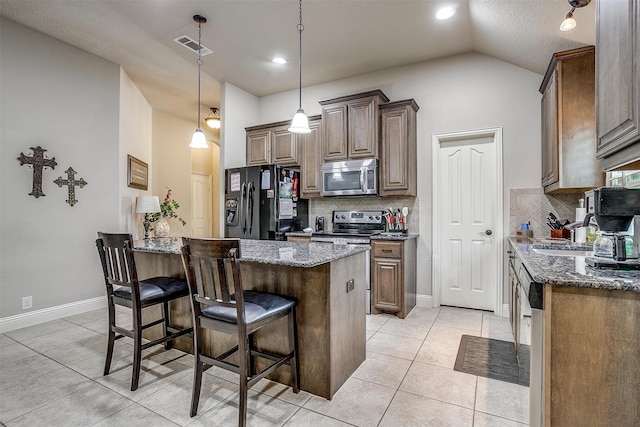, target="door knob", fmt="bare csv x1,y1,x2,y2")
485,229,493,235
